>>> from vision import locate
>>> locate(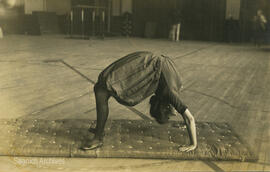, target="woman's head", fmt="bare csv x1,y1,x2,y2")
257,9,263,16
149,95,172,124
